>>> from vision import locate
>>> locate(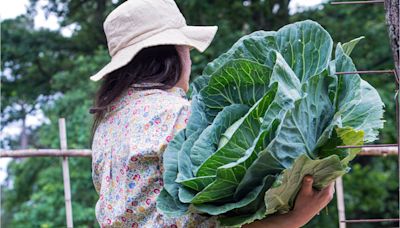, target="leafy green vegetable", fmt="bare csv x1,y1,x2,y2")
157,20,384,227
